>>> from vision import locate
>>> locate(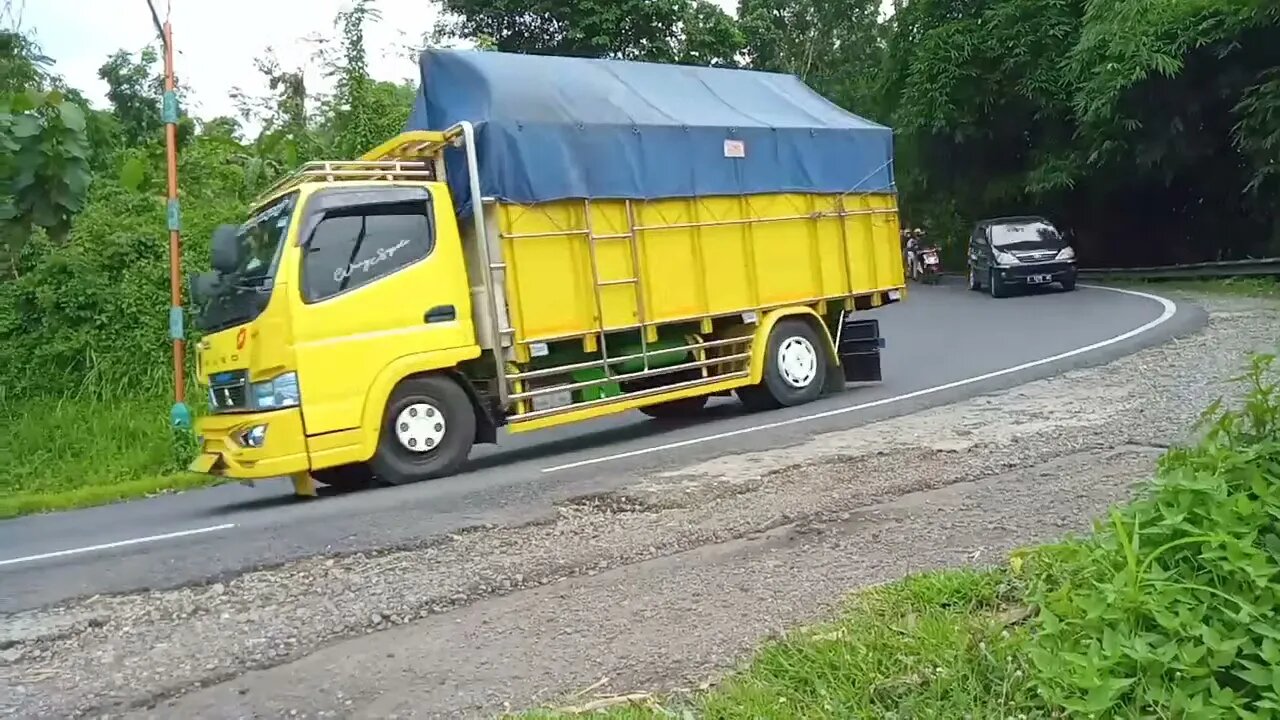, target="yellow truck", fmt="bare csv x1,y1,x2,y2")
188,50,904,493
